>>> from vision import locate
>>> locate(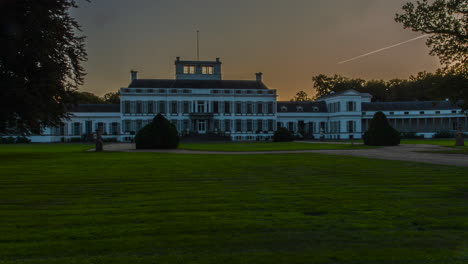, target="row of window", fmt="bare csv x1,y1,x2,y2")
123,101,276,115
122,119,276,133
279,120,356,133
327,101,357,113
183,65,214,75
121,88,275,95
55,122,120,136
279,106,320,112
363,110,459,115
